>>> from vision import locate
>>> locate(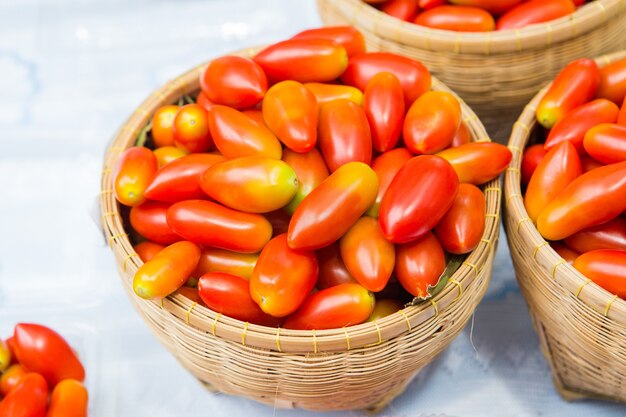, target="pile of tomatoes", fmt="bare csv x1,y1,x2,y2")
365,0,587,32
522,55,626,298
0,324,87,416
113,26,511,330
